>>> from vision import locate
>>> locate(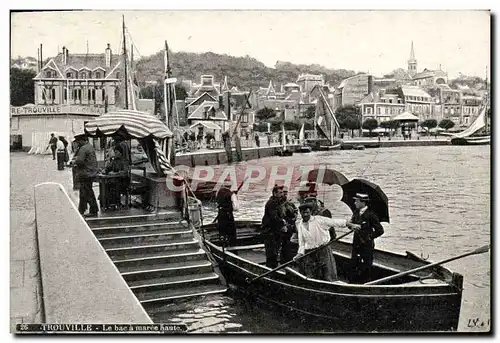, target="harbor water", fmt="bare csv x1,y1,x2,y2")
152,145,491,333
10,145,490,333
